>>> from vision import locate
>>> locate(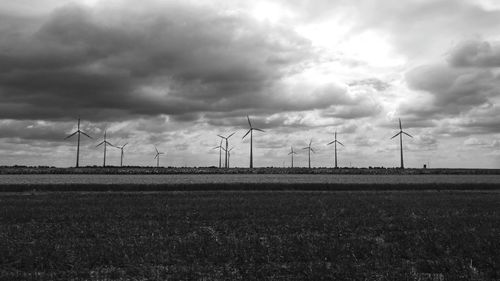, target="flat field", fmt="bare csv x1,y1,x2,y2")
1,174,500,185
1,174,499,192
1,191,499,280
